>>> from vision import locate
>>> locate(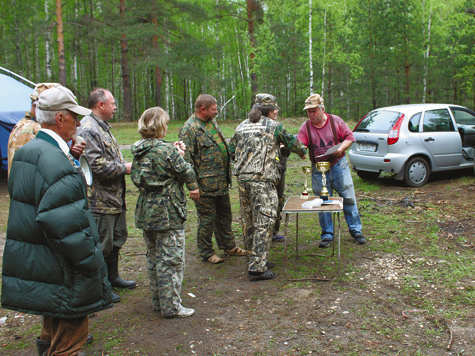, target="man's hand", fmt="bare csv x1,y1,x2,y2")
173,141,186,157
125,162,132,175
70,139,86,159
189,188,200,202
